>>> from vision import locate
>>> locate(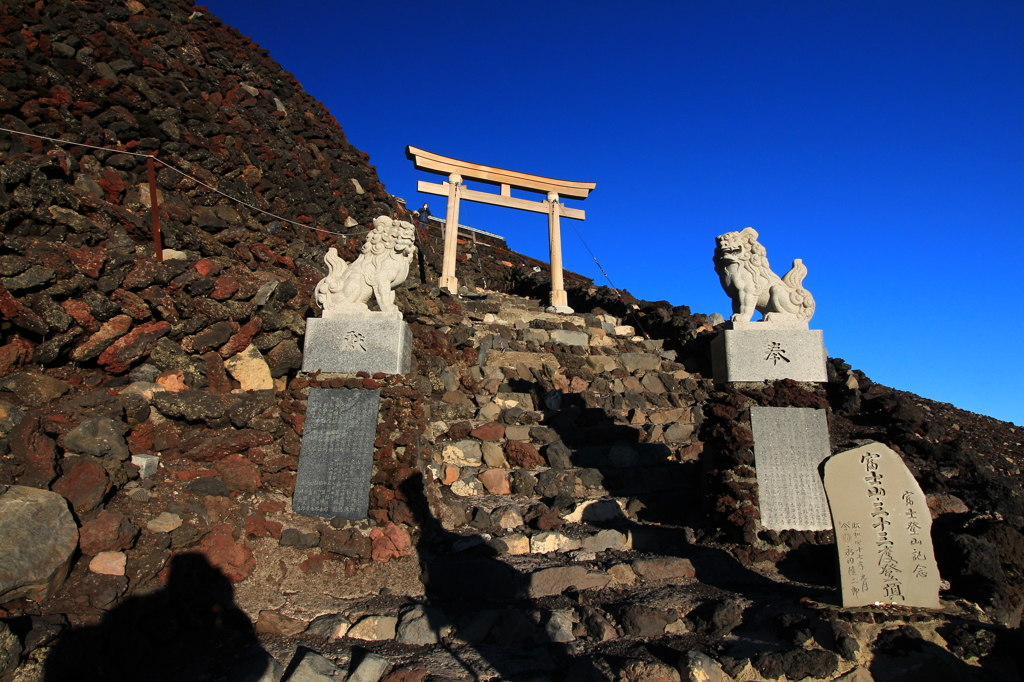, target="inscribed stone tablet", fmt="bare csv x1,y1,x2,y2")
750,406,832,531
711,329,827,383
293,388,380,519
302,317,411,374
824,442,940,608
